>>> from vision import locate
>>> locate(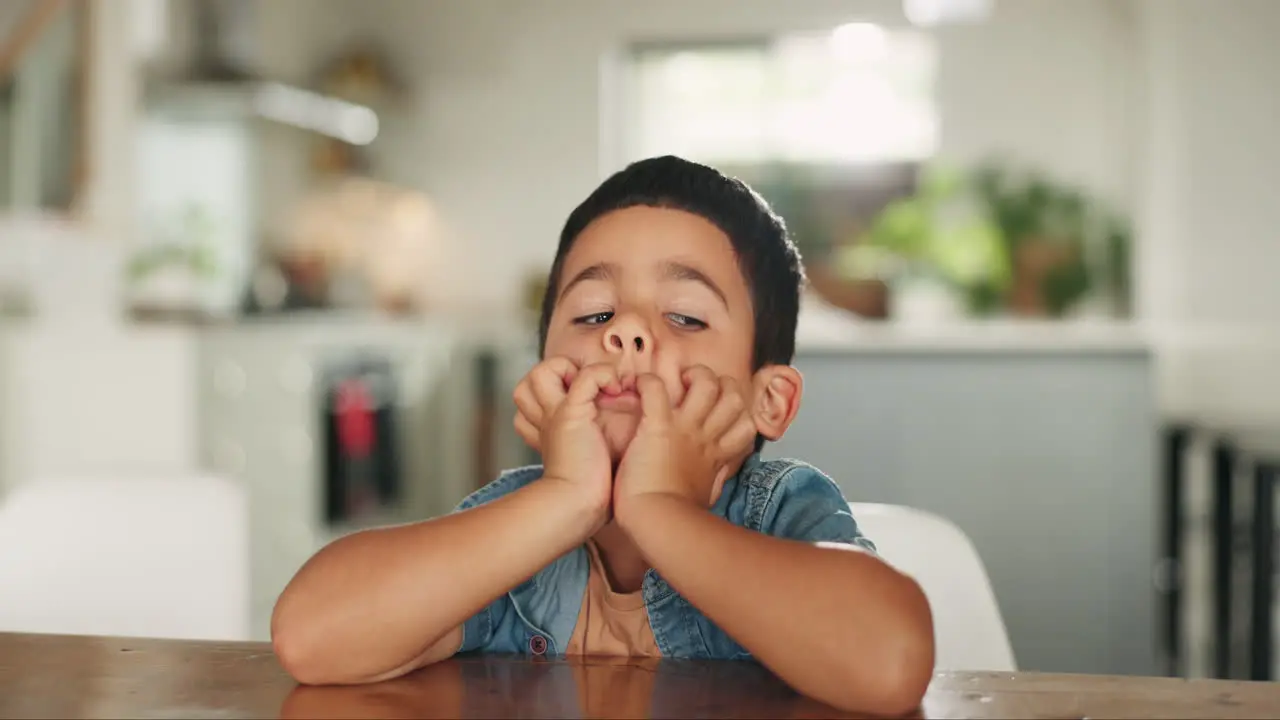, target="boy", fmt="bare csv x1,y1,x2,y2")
272,156,936,715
